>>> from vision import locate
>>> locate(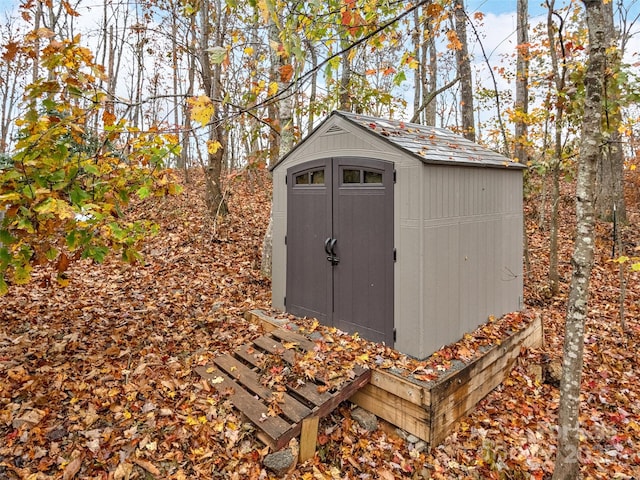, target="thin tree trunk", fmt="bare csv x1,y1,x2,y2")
171,6,183,169
546,0,567,296
454,0,474,141
412,7,422,121
199,0,227,217
339,43,353,111
552,1,605,477
516,0,531,279
595,0,626,223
